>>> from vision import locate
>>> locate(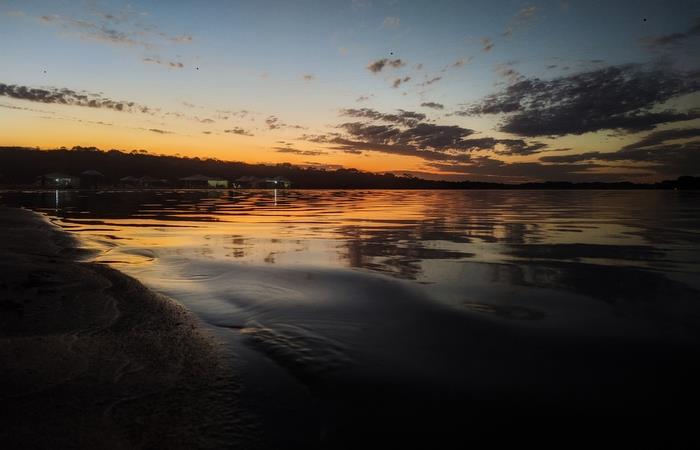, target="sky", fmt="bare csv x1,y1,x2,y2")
1,0,699,182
